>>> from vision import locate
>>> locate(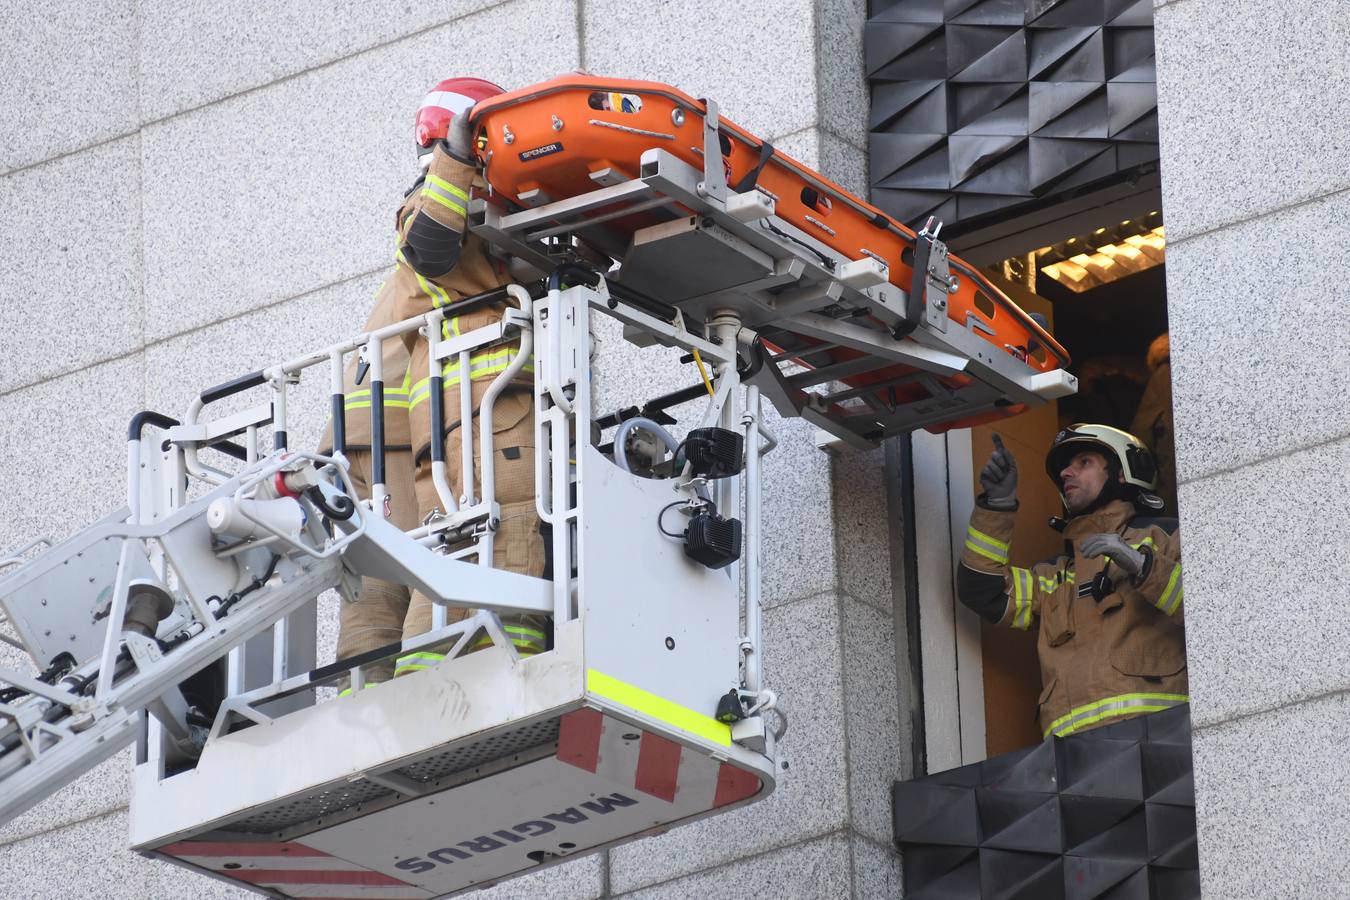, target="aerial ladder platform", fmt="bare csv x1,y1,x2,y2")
0,77,1076,898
